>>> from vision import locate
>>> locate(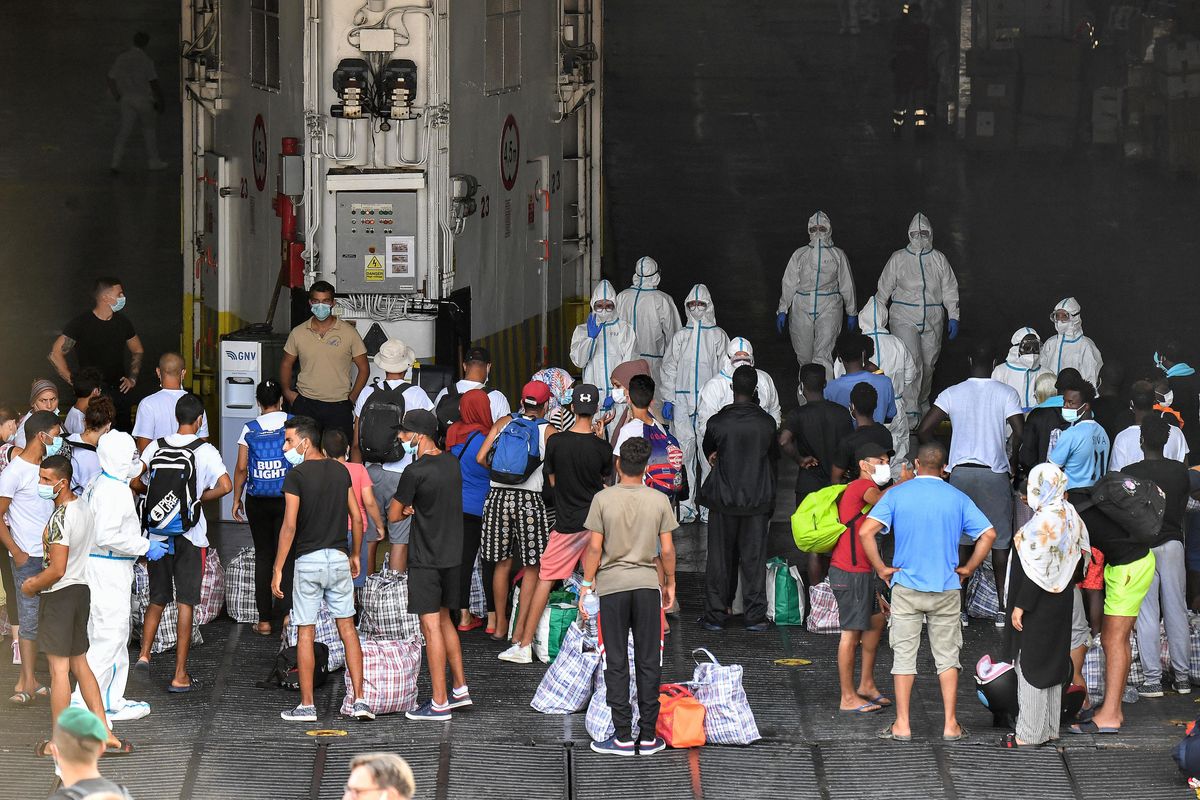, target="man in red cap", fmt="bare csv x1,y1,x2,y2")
475,380,559,661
